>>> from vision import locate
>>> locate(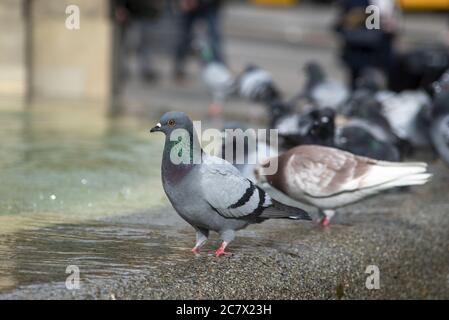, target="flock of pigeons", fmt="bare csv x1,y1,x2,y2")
236,62,449,166
150,61,449,257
